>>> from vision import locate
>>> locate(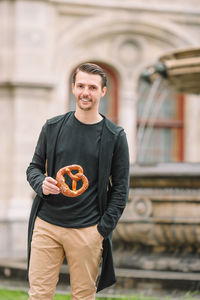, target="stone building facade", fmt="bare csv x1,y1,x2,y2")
0,0,200,258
